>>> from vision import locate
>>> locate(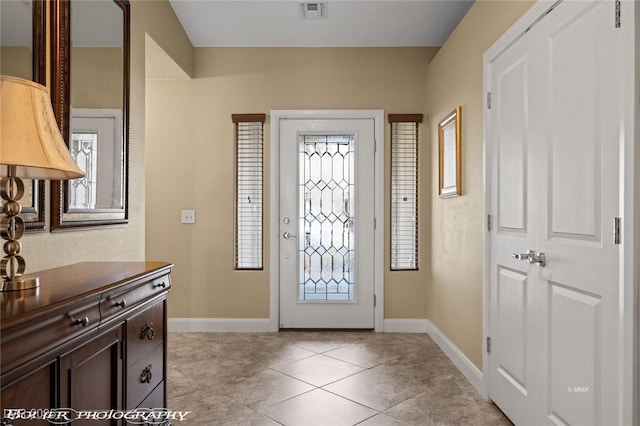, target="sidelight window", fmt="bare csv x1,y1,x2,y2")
233,114,266,270
389,114,422,270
